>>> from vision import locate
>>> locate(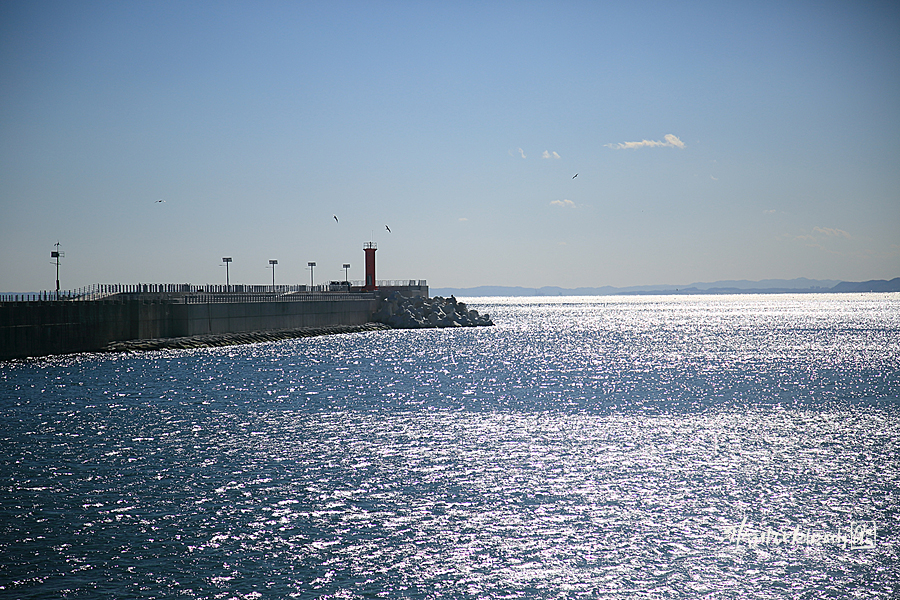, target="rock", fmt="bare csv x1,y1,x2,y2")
373,293,493,329
101,323,392,353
